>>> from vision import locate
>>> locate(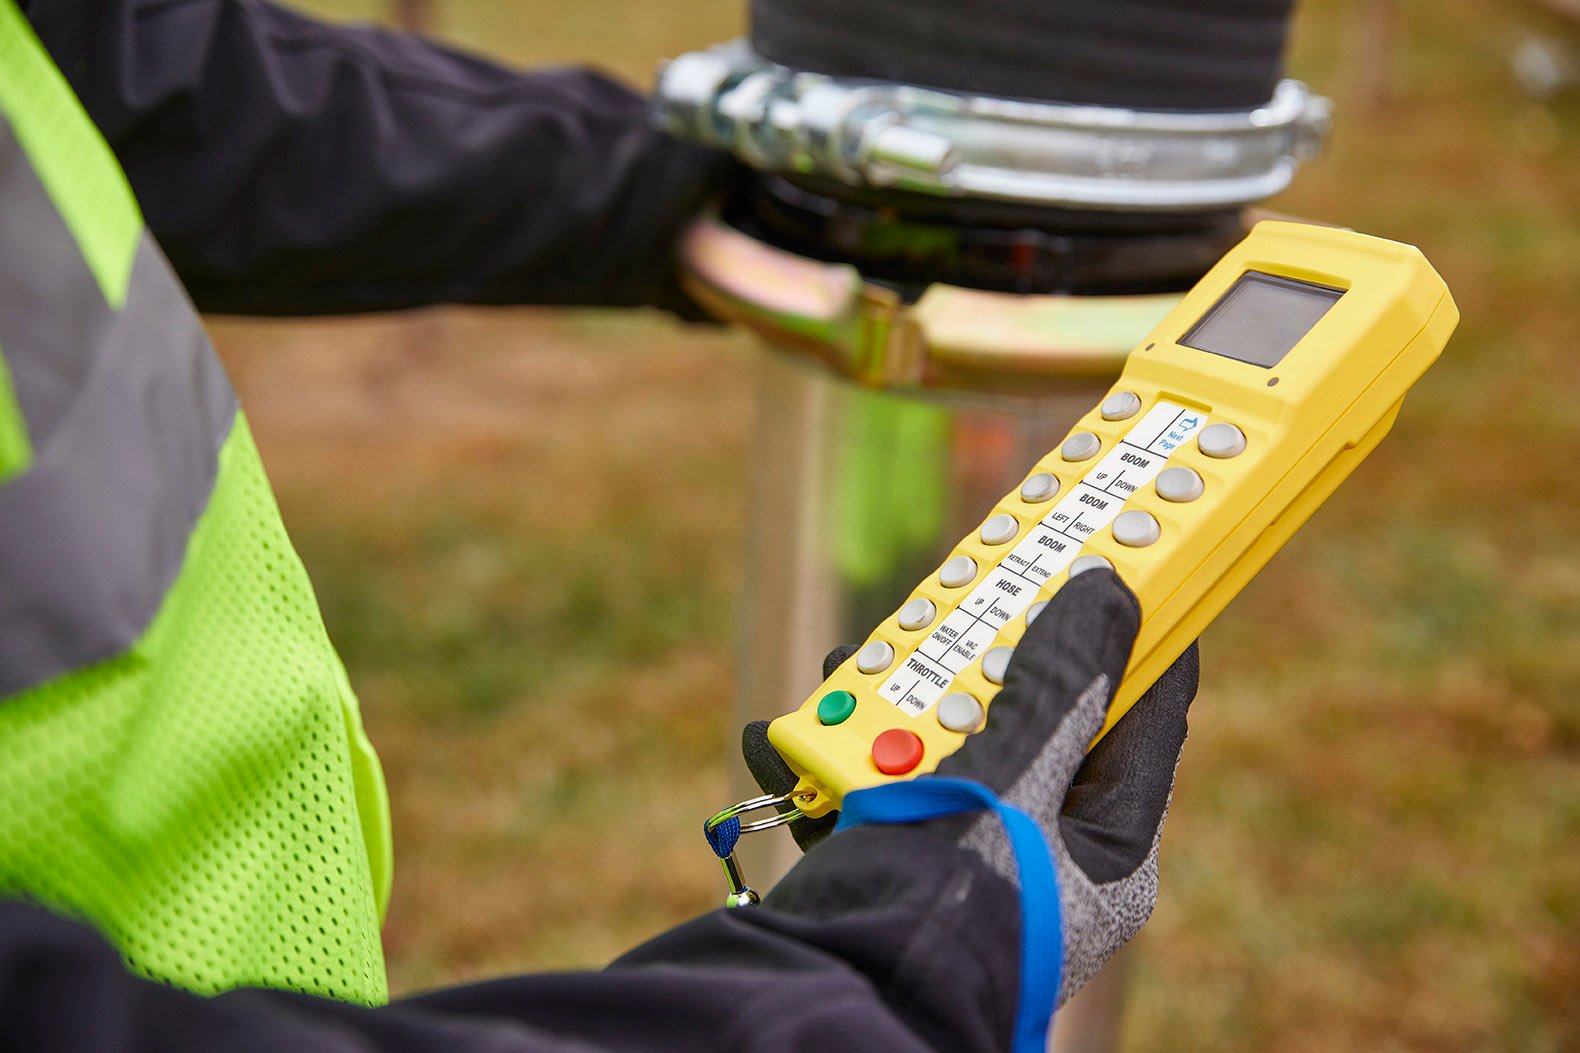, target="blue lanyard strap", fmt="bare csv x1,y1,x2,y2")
836,778,1062,1053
